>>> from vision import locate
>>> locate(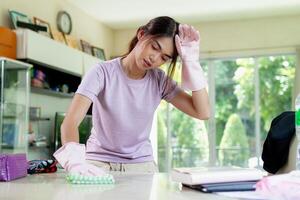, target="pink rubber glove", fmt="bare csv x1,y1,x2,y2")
255,171,300,200
175,24,207,91
53,142,106,176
